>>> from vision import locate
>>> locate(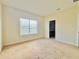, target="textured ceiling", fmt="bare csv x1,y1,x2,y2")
2,0,74,16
